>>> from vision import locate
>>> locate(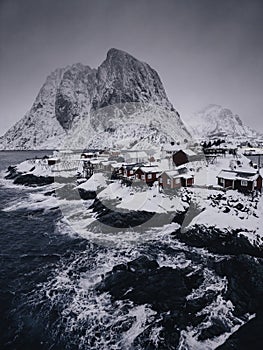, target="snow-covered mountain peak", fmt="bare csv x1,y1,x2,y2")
185,104,260,139
0,49,191,150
